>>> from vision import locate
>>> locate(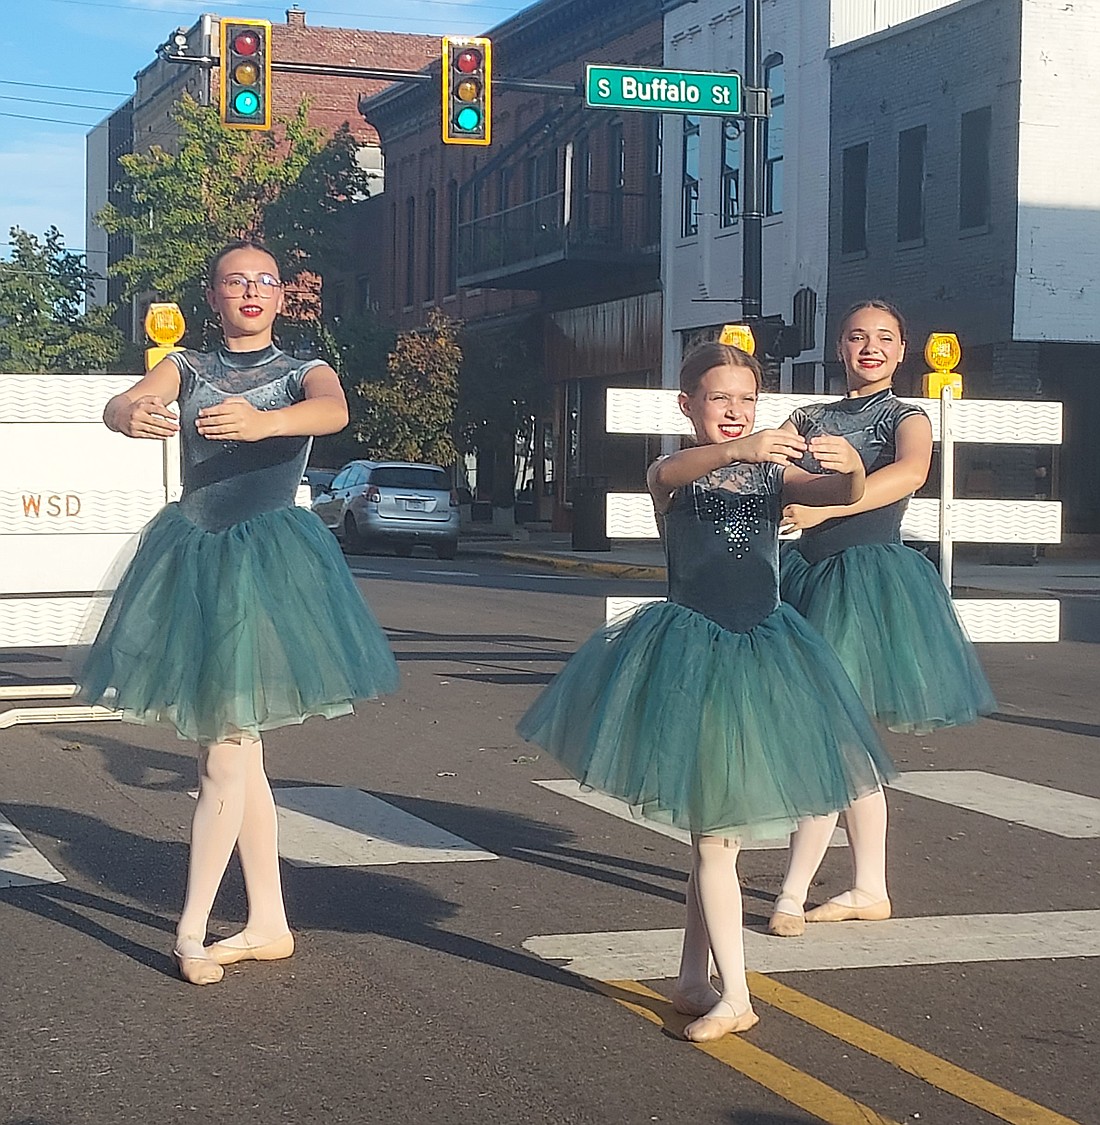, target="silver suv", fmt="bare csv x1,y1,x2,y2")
312,460,460,559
